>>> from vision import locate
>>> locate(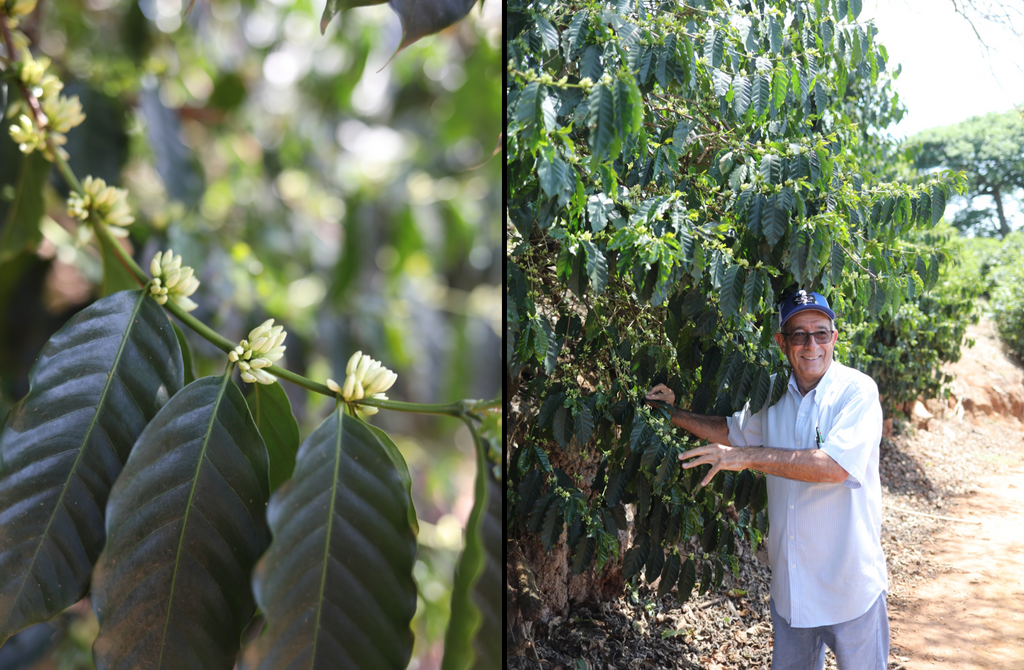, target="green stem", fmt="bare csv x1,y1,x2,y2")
3,12,501,421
